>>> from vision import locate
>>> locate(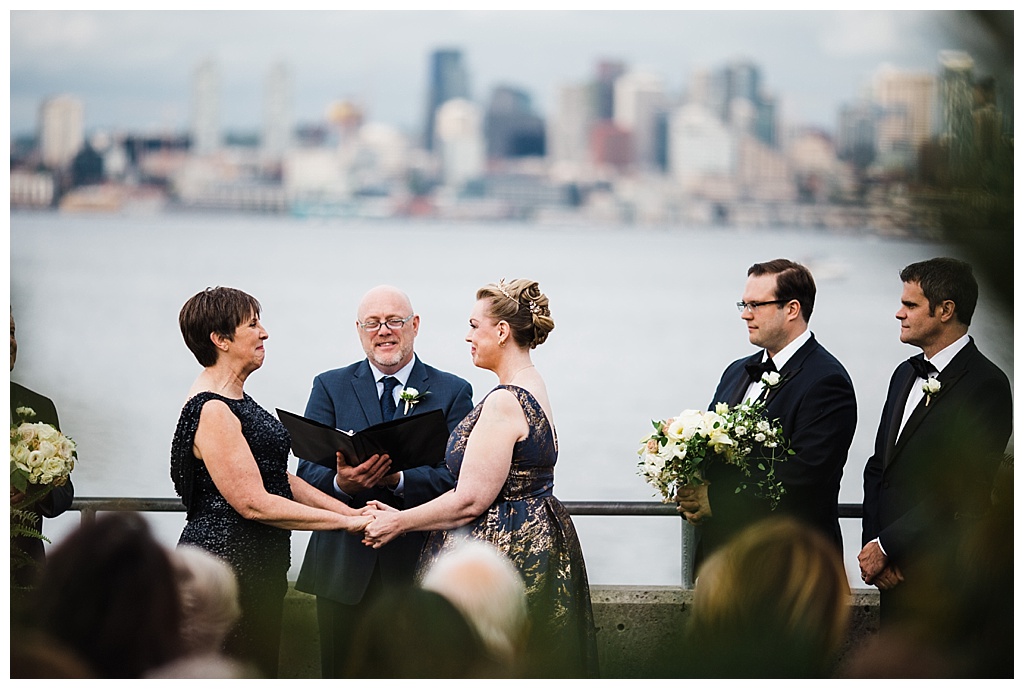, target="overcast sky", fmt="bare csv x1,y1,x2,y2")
8,10,1007,139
